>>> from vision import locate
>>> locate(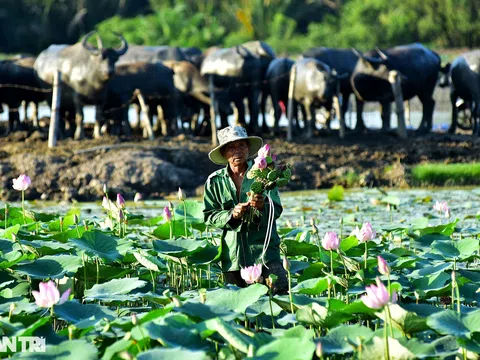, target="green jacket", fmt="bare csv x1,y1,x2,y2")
203,160,283,272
